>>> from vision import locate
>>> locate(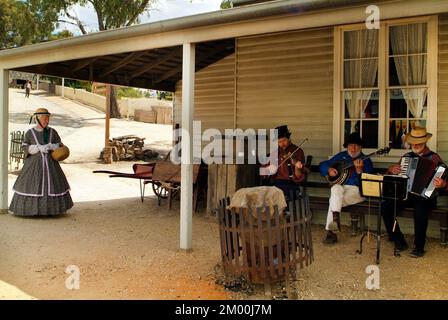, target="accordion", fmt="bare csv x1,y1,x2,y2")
400,156,447,199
